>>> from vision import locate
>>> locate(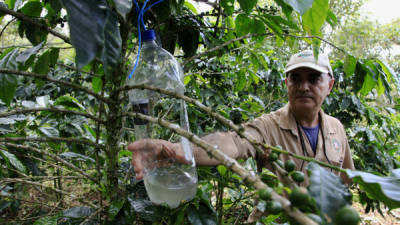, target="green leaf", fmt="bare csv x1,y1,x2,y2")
33,50,51,75
101,9,121,75
326,9,337,27
19,20,48,46
184,1,197,14
60,152,95,163
0,49,19,106
307,162,352,220
347,169,400,210
238,0,257,14
49,48,60,67
128,197,167,221
236,70,246,91
302,0,329,35
274,0,293,21
108,198,125,219
16,42,44,66
38,126,59,137
376,59,400,96
54,95,85,110
220,0,234,15
33,215,57,225
0,150,27,174
217,165,227,176
283,0,313,15
344,55,356,77
92,75,103,93
49,0,62,13
250,18,265,41
61,0,108,69
114,0,132,21
360,73,376,96
187,203,217,225
177,25,200,58
62,206,93,219
20,1,42,17
261,15,284,39
377,75,385,96
235,13,252,36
